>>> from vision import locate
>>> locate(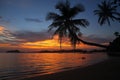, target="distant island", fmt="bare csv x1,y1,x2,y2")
6,50,21,53
38,49,106,53
5,49,106,53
